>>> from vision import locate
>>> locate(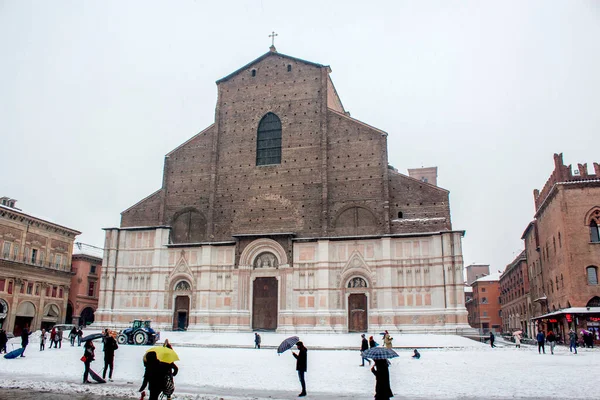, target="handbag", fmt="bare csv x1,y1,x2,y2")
80,355,87,362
